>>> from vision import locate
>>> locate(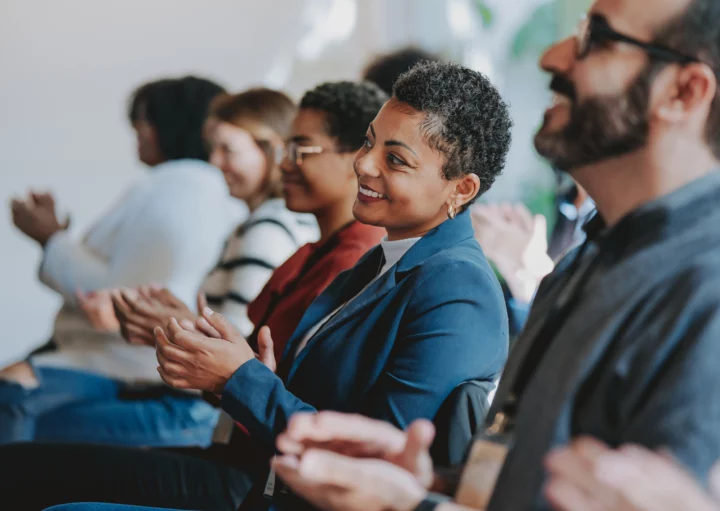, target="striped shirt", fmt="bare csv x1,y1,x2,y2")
202,198,319,336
